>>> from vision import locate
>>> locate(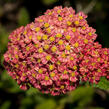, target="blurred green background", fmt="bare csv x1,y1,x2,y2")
0,0,109,109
